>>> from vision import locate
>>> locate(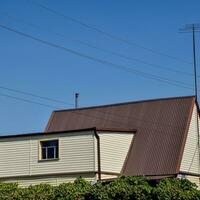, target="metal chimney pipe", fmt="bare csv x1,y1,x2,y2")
75,93,79,108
